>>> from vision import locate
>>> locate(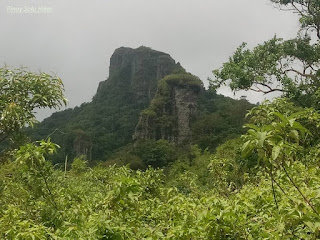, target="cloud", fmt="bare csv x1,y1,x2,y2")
1,0,299,120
